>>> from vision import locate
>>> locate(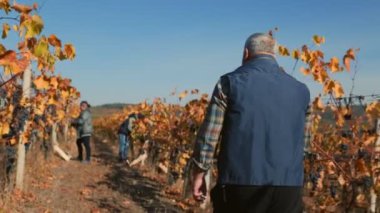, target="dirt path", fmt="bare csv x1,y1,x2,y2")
11,136,184,213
